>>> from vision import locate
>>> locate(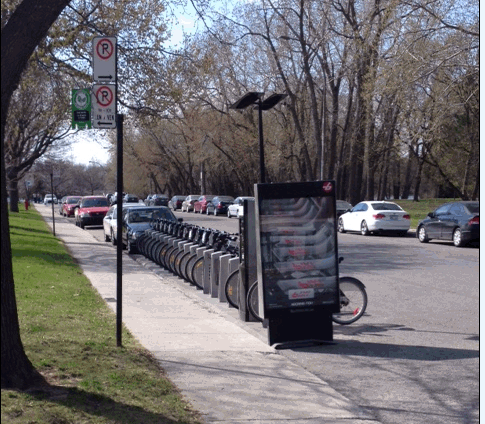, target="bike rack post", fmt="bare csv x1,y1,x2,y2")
210,251,222,298
239,199,258,322
202,249,214,294
218,254,233,303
